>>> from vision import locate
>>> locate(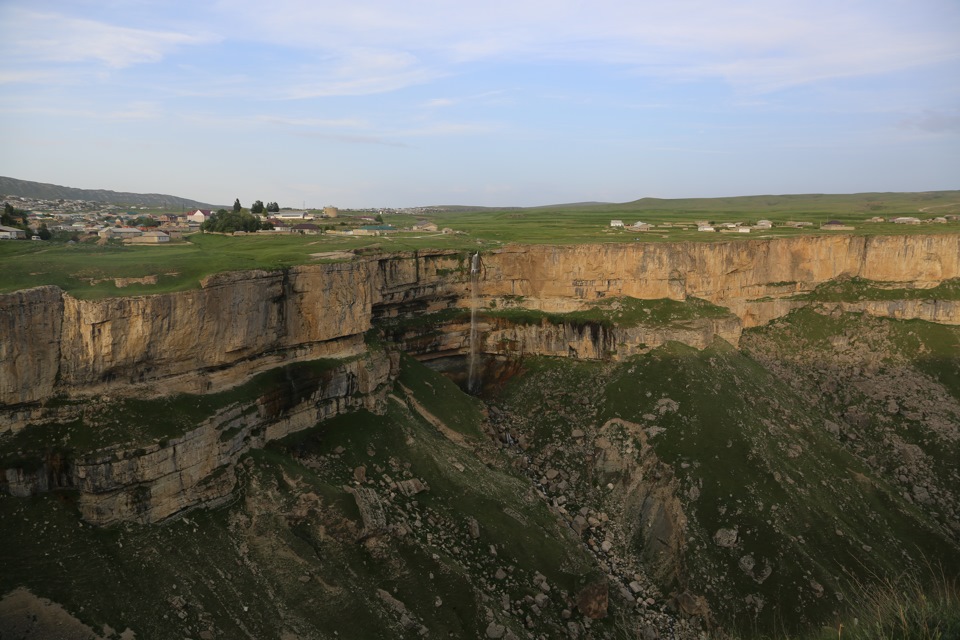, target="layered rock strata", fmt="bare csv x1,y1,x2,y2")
3,350,395,525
